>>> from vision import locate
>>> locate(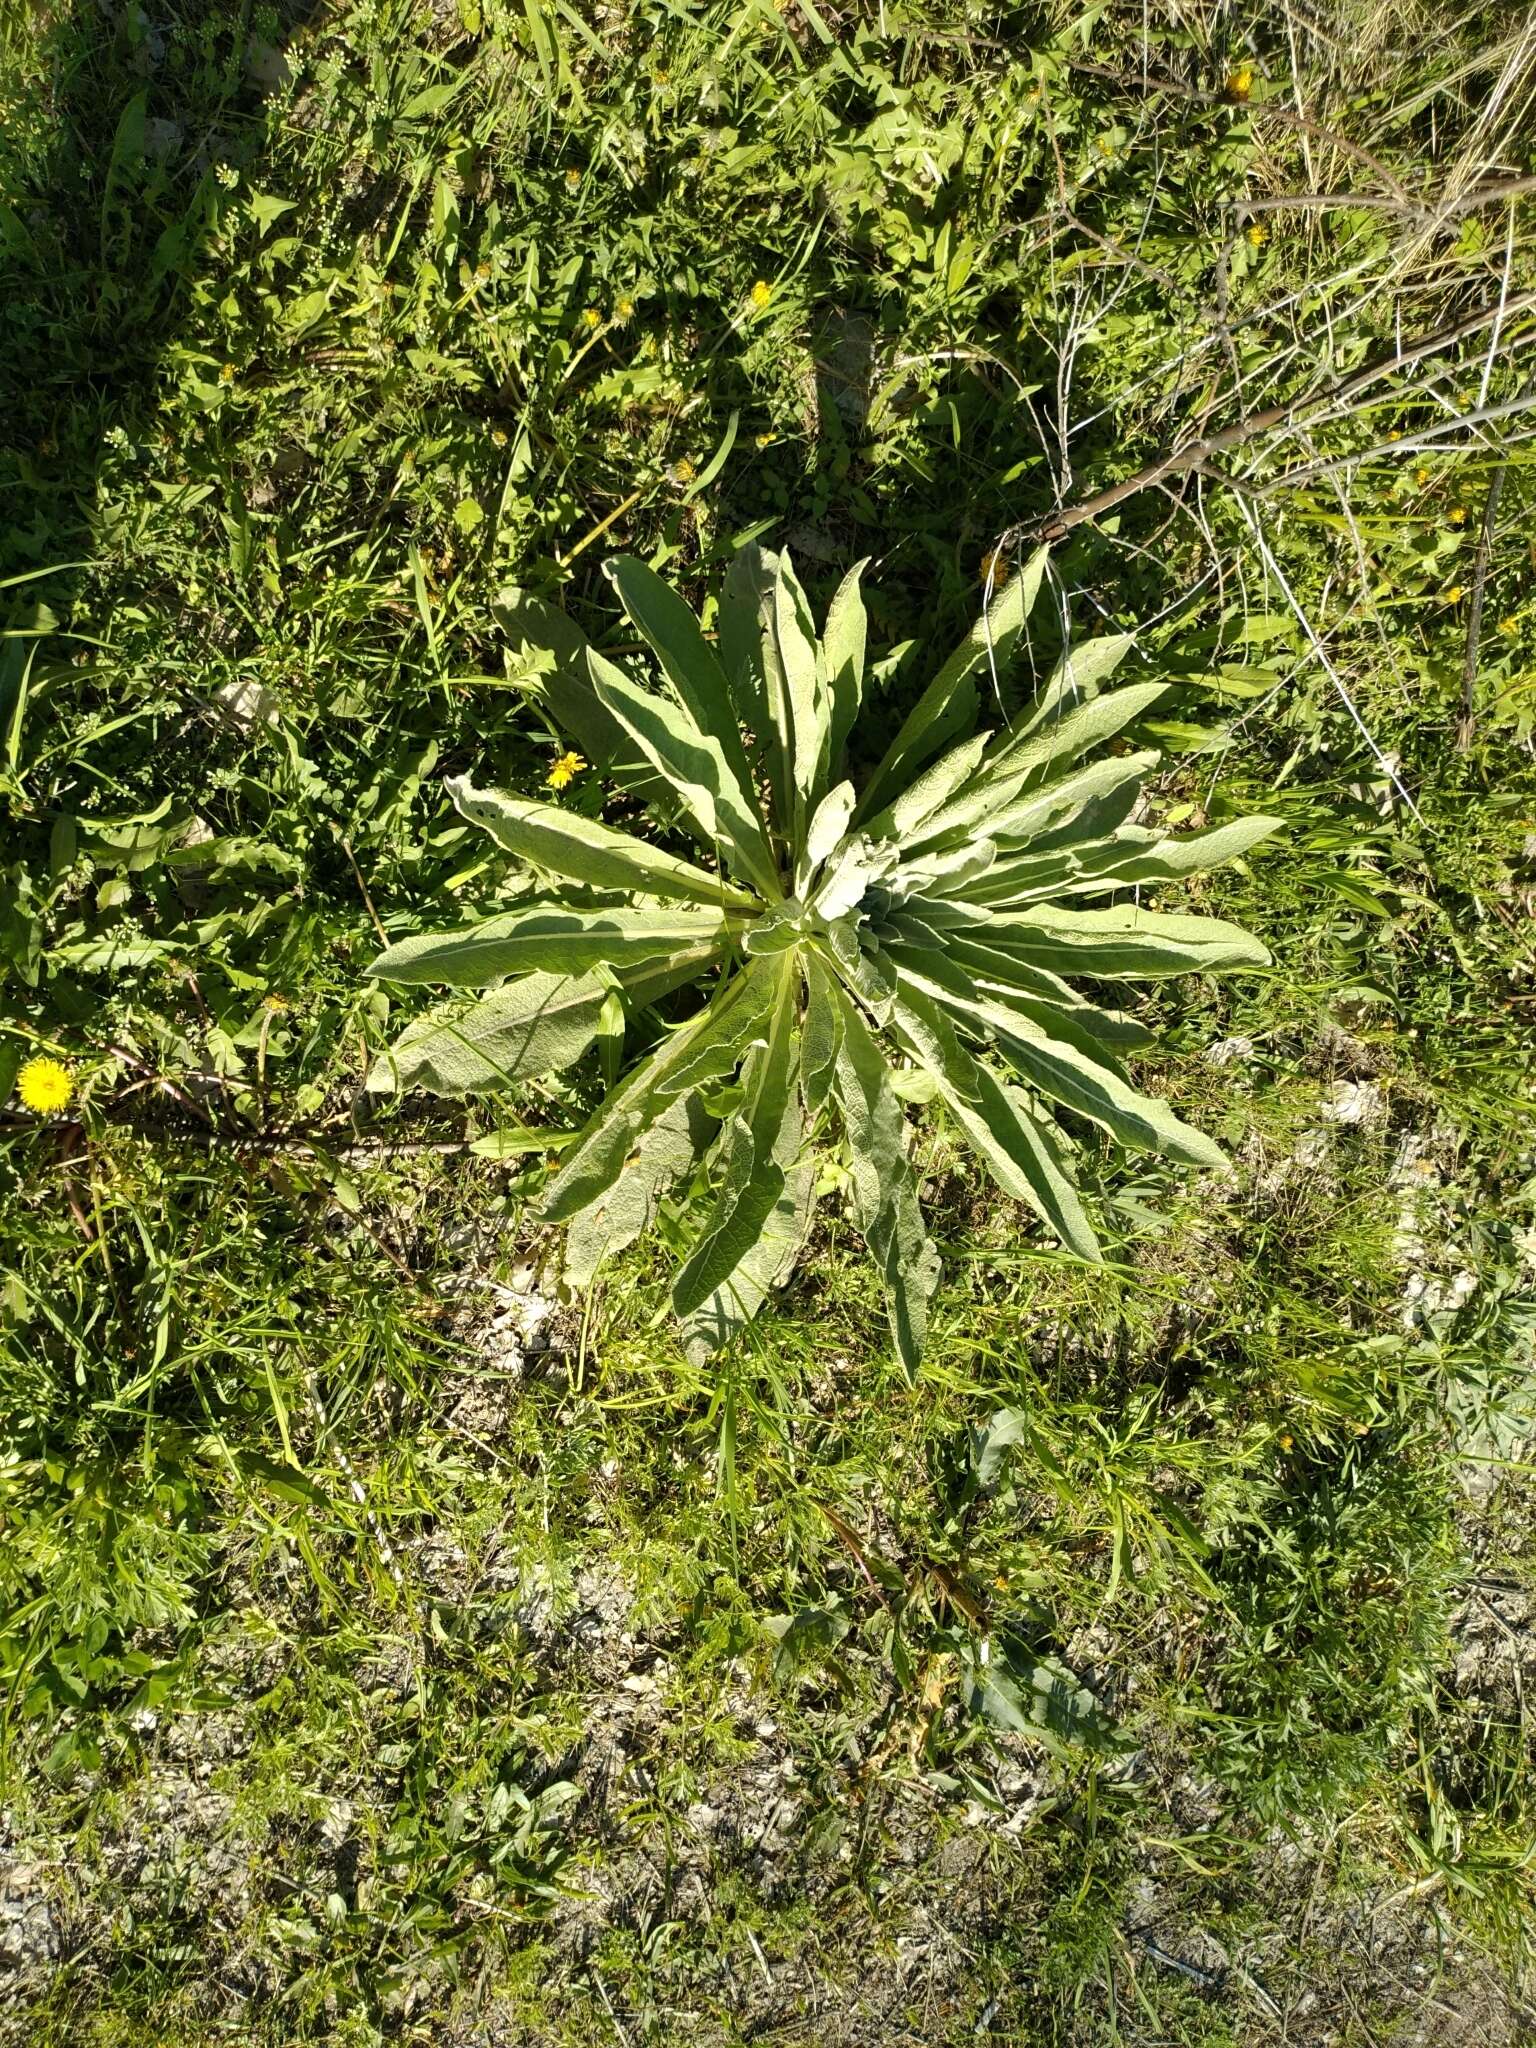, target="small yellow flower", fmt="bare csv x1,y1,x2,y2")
1278,1432,1294,1452
219,363,236,384
615,296,635,321
565,168,581,190
1226,62,1253,100
1414,466,1431,488
1095,135,1115,157
491,426,508,447
581,306,602,330
1245,220,1268,248
1448,503,1468,527
673,455,697,484
475,261,491,282
1498,615,1519,637
1444,584,1464,604
545,750,586,791
755,430,775,448
17,1057,73,1115
750,279,772,309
